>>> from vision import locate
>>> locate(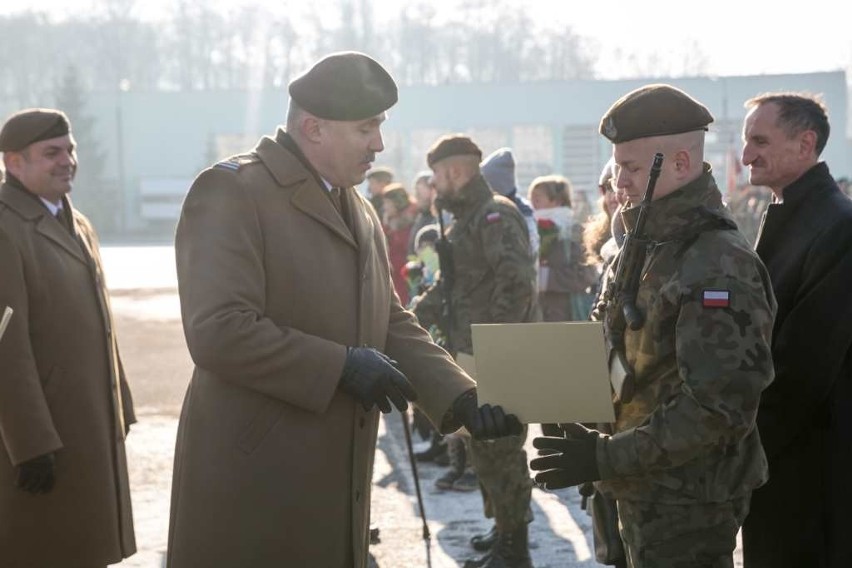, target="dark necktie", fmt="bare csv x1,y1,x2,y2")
55,208,74,235
330,187,355,233
329,187,344,215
